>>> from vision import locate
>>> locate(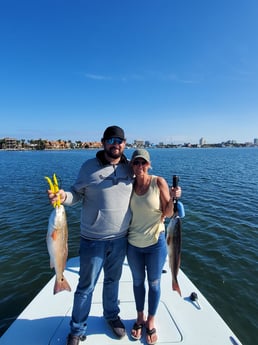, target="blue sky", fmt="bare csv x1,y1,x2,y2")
1,0,258,144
